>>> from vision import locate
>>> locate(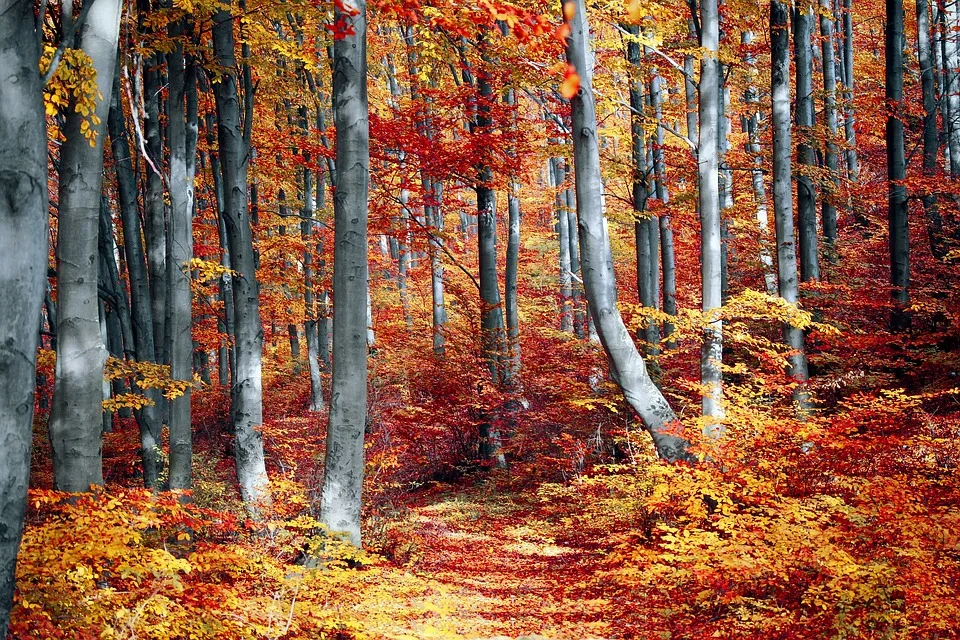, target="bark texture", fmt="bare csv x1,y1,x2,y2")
320,0,369,547
0,4,48,630
212,6,272,515
564,0,691,463
49,0,123,492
